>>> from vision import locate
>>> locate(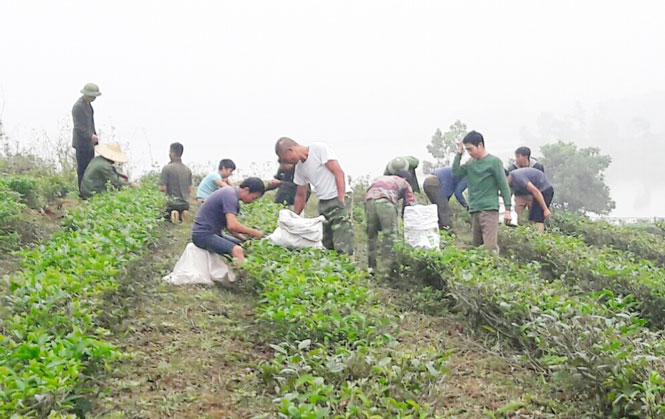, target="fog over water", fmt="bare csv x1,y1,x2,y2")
1,0,664,217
